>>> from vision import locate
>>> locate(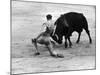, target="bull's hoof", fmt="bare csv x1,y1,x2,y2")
69,43,72,48
65,42,68,48
65,45,68,48
51,54,64,58
34,52,40,55
90,40,92,44
69,46,72,48
76,40,79,44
